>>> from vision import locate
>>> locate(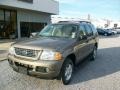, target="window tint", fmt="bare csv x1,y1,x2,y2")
5,11,10,21
90,24,97,34
84,24,93,36
79,25,86,36
0,10,4,20
62,25,77,38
